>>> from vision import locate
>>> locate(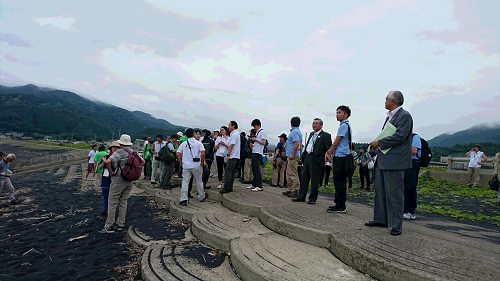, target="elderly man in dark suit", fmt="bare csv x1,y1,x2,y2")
292,118,332,204
366,91,413,236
